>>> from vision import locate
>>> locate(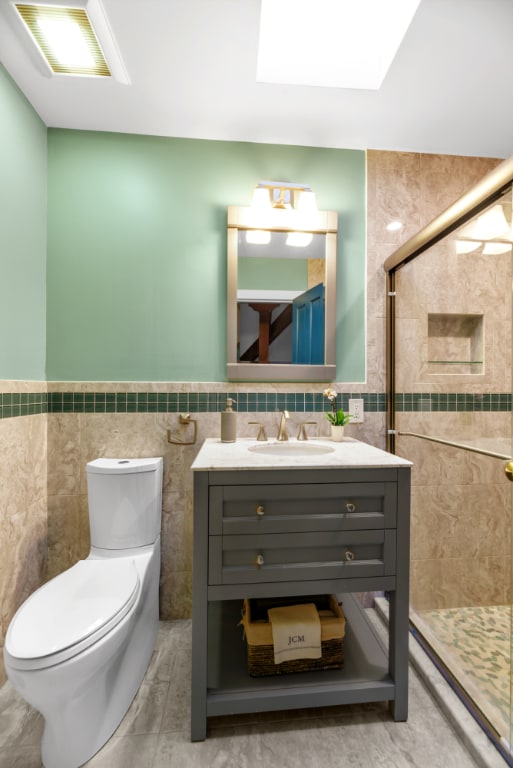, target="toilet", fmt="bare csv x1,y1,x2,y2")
4,456,164,768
